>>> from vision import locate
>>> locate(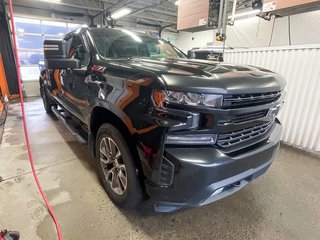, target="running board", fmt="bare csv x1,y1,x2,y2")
51,106,87,144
